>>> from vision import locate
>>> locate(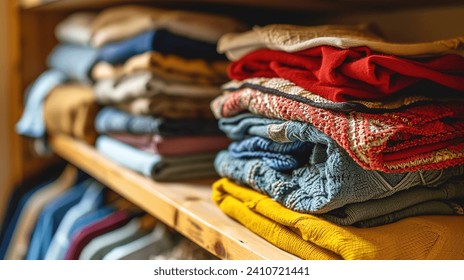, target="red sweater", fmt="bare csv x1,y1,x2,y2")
228,46,464,102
